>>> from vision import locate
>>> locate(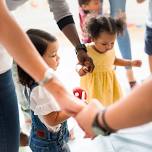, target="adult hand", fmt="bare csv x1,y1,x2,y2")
77,50,94,73
75,99,104,138
75,64,89,76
